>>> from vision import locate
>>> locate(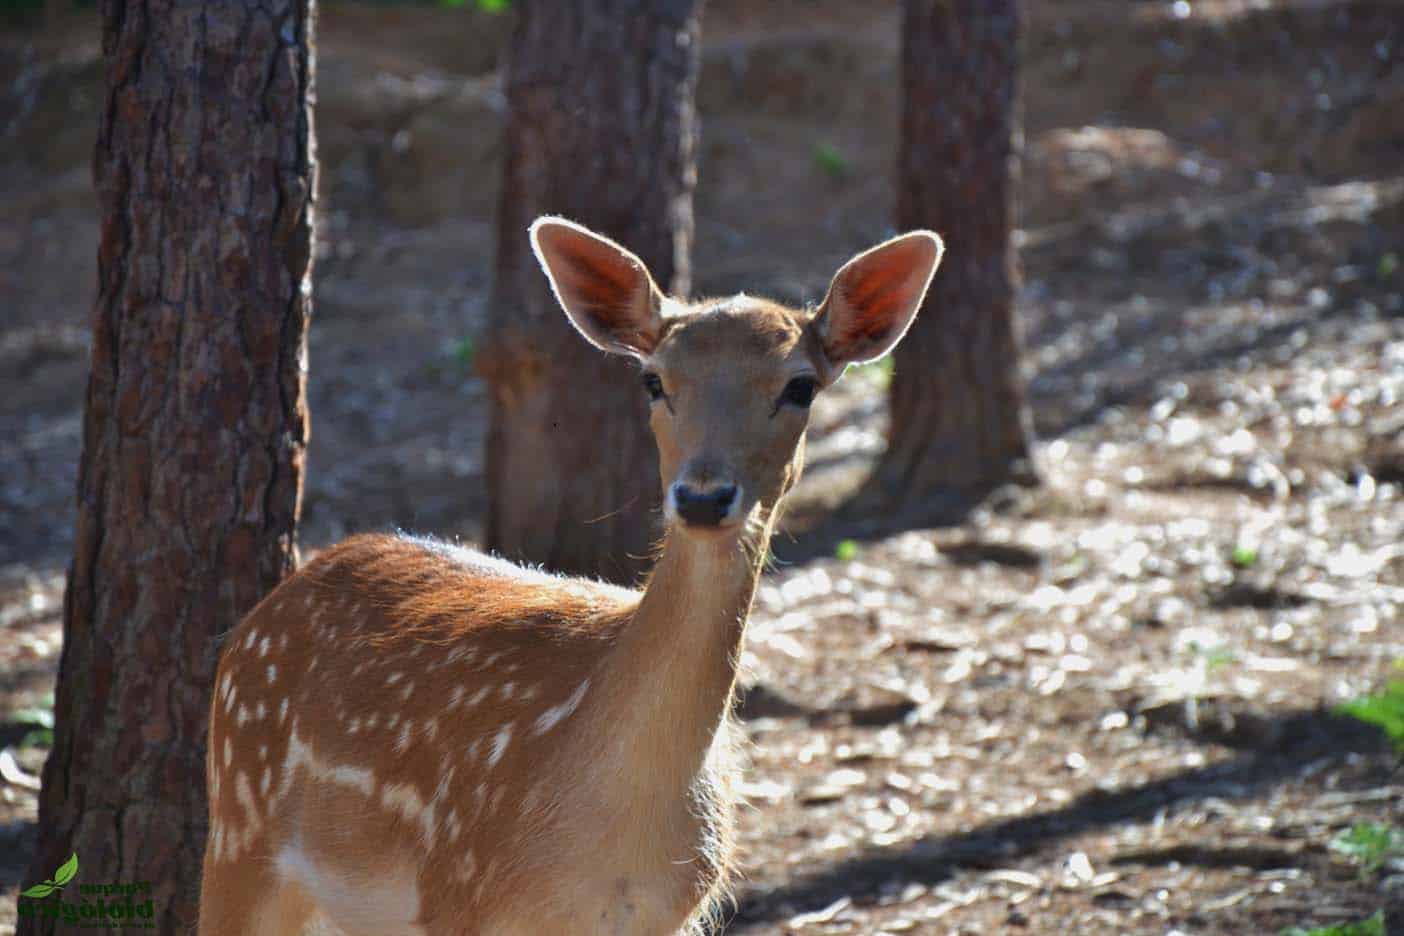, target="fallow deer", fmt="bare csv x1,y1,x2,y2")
199,217,943,935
